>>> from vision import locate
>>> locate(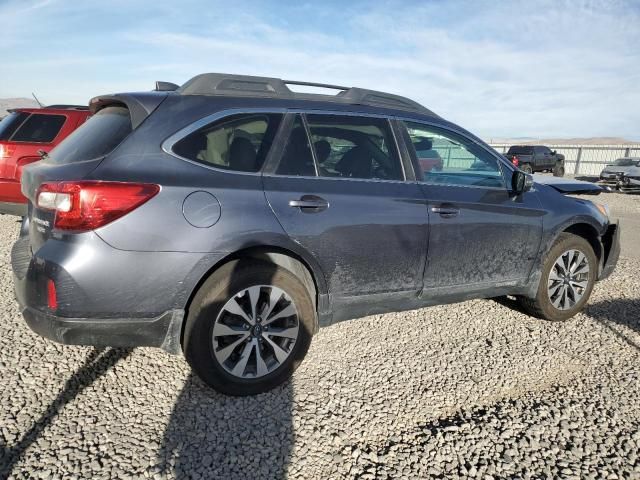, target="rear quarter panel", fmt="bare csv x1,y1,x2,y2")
83,96,329,300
